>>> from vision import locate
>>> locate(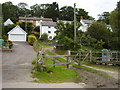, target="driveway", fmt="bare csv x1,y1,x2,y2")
2,42,84,88
2,42,36,84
